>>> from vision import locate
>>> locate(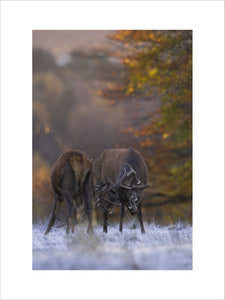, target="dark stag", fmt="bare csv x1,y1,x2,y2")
91,147,149,233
